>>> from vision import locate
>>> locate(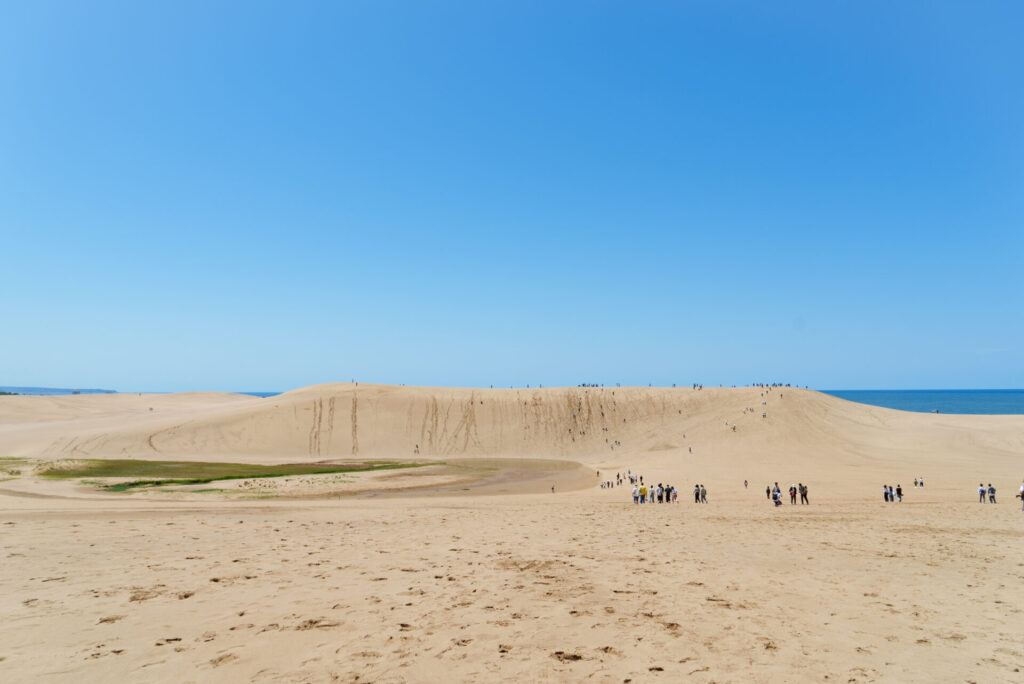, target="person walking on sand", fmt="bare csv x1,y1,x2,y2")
884,485,890,503
789,484,797,505
988,484,996,503
694,484,700,504
1019,480,1024,511
799,483,809,505
640,484,648,504
700,484,708,504
632,484,639,504
896,484,902,502
913,478,918,488
744,480,748,489
979,483,986,503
